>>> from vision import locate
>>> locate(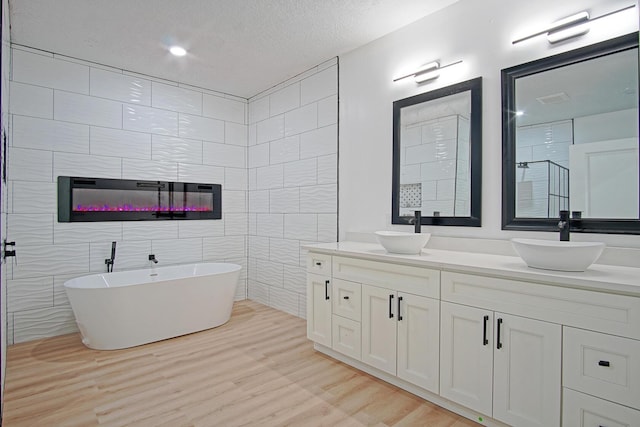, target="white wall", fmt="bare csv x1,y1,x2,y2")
5,46,249,344
247,59,338,318
339,0,640,247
